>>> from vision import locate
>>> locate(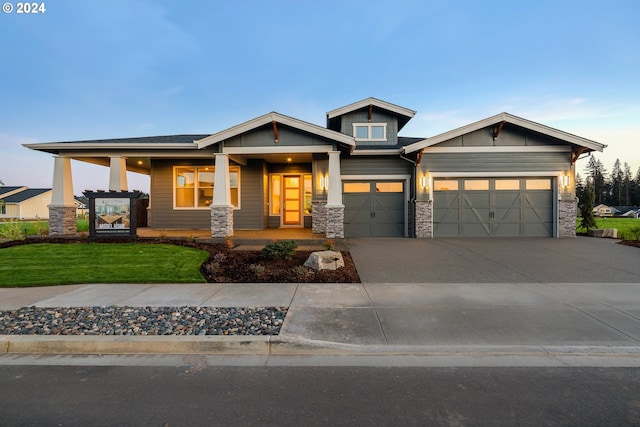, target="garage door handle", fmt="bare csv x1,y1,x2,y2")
371,211,376,218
